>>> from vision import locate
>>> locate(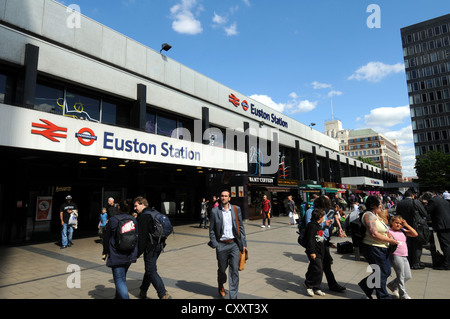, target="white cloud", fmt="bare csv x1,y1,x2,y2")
225,22,239,36
170,0,203,35
290,100,318,114
311,81,332,89
348,62,405,82
383,125,414,146
250,92,318,115
328,90,343,98
212,12,227,25
250,94,285,113
242,0,251,7
364,105,410,128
